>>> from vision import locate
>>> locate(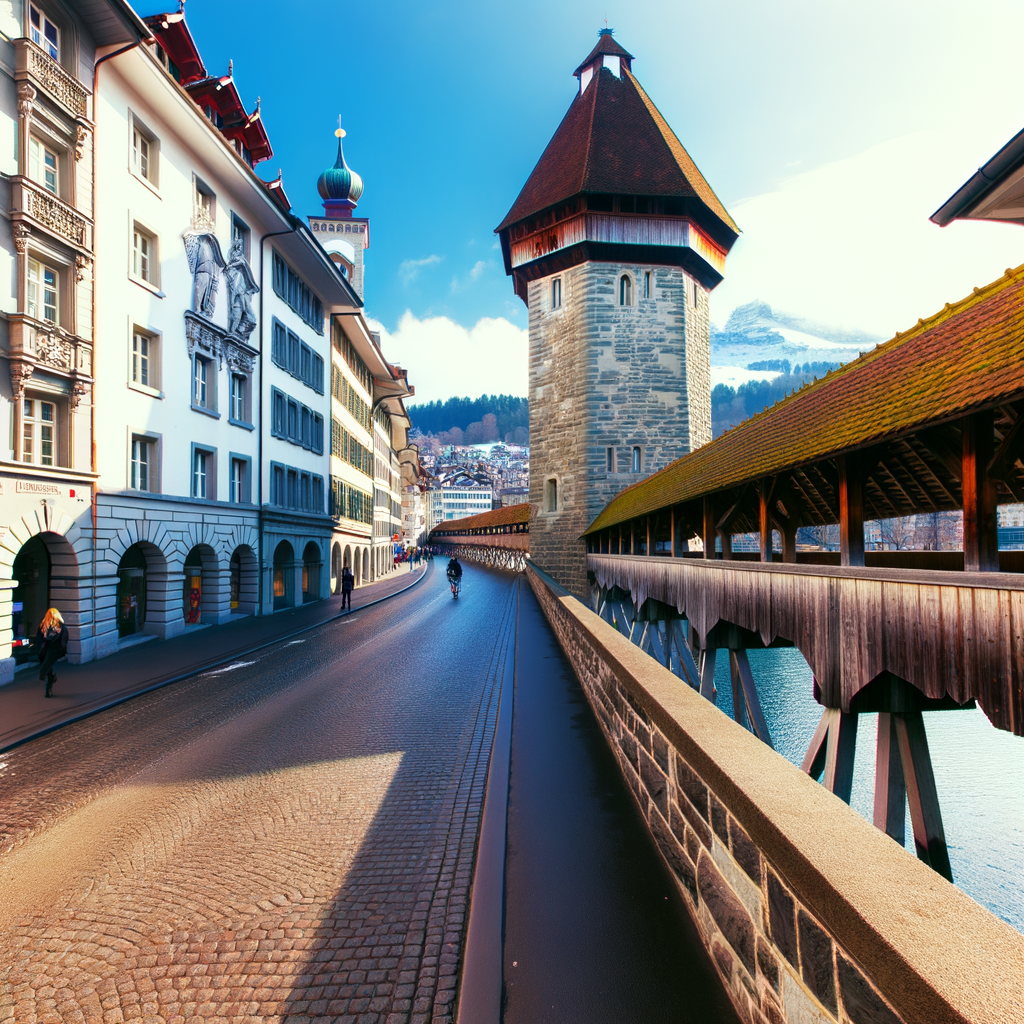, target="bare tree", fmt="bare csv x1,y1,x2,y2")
879,515,914,550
